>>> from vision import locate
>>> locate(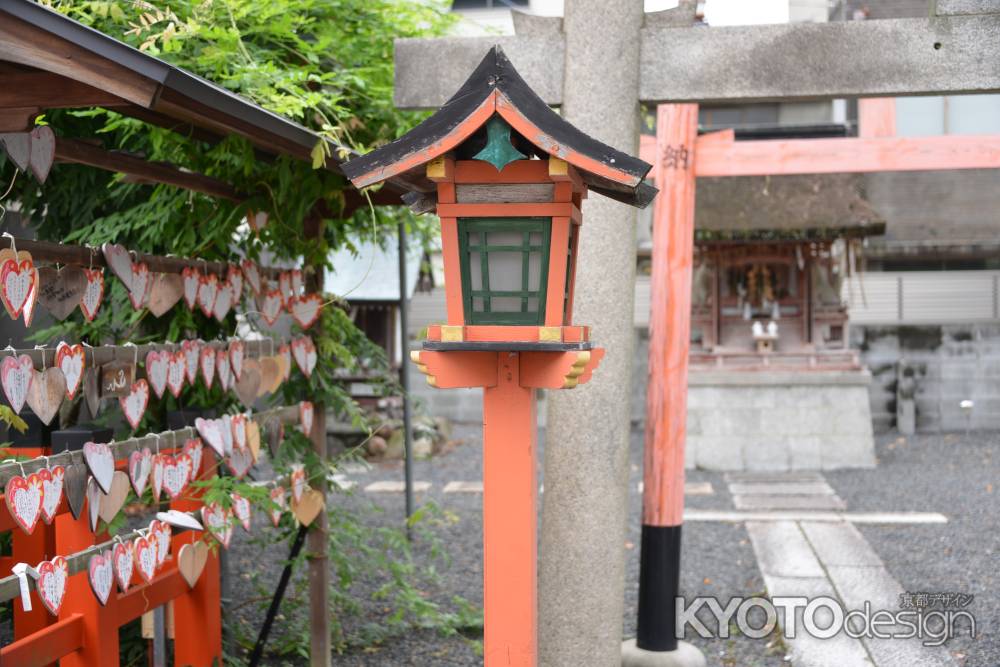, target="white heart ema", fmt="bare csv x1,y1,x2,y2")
119,379,150,431
2,353,34,414
83,441,115,493
145,350,169,399
88,550,114,606
56,342,85,400
195,417,225,456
